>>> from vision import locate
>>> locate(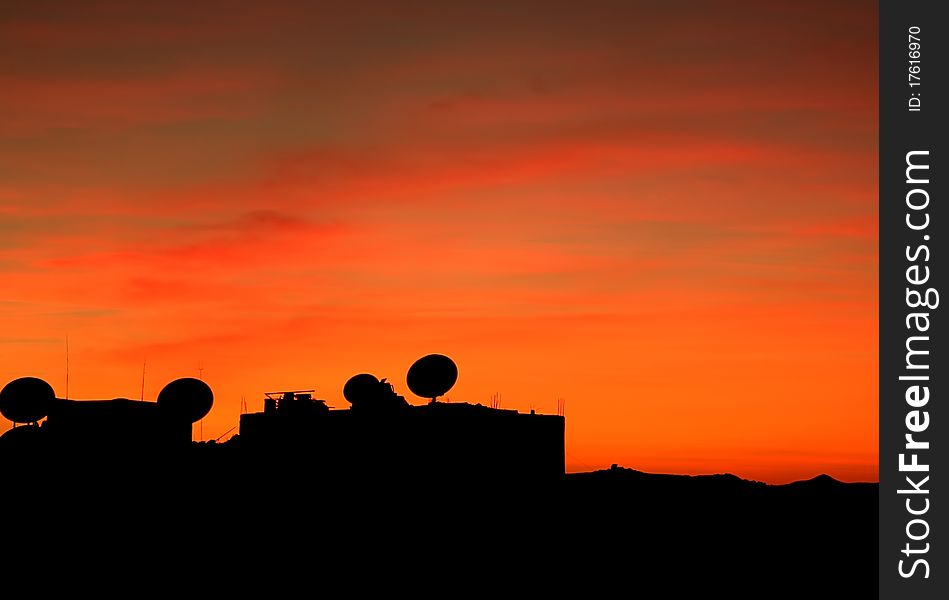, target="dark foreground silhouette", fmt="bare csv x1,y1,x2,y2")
2,451,875,595
0,358,874,593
